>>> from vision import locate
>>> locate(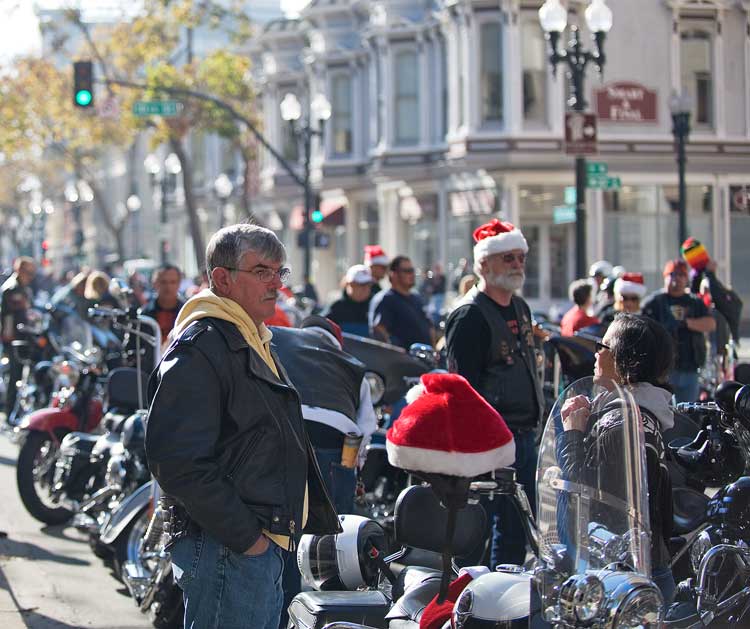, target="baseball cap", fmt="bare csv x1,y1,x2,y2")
663,259,689,277
345,264,373,284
